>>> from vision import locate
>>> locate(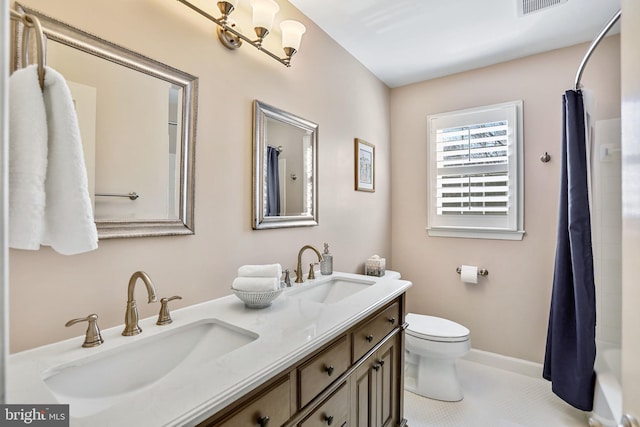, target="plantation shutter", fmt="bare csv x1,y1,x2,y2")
427,101,524,240
436,121,509,216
